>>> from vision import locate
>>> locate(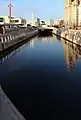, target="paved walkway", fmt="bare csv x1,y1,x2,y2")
0,86,25,120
